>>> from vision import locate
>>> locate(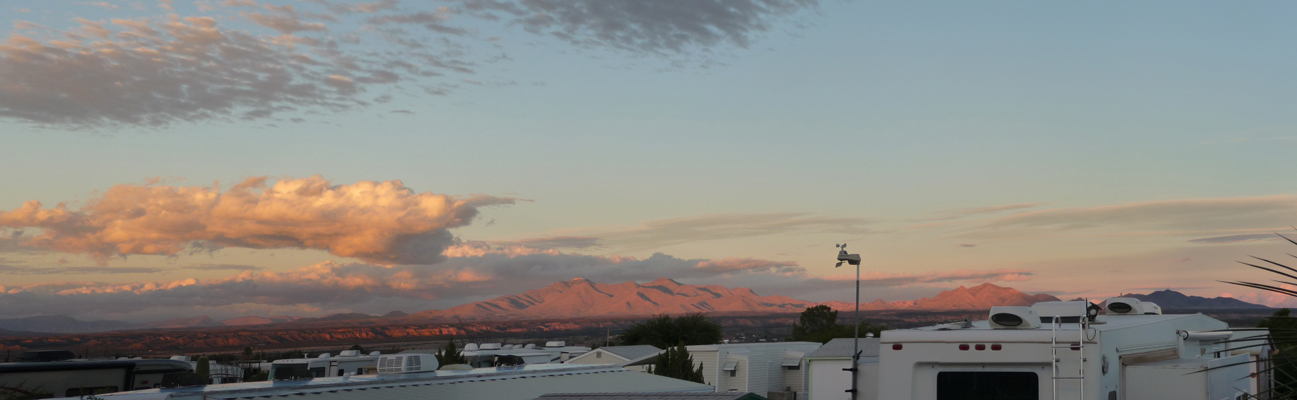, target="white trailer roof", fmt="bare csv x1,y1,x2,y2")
52,364,712,400
881,313,1227,343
